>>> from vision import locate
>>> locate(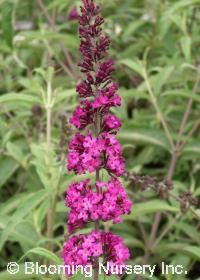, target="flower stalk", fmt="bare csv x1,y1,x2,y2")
45,67,55,254
62,0,132,278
